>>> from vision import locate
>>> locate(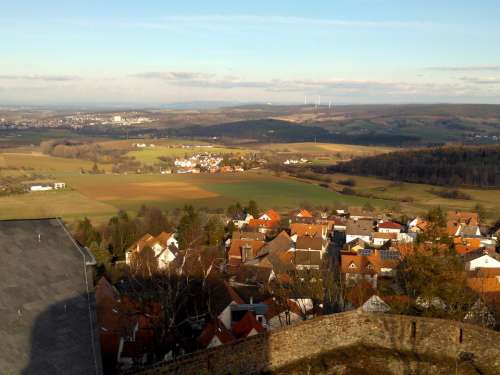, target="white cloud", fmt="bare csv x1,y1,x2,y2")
426,66,500,72
0,74,80,81
130,71,500,98
459,76,500,85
